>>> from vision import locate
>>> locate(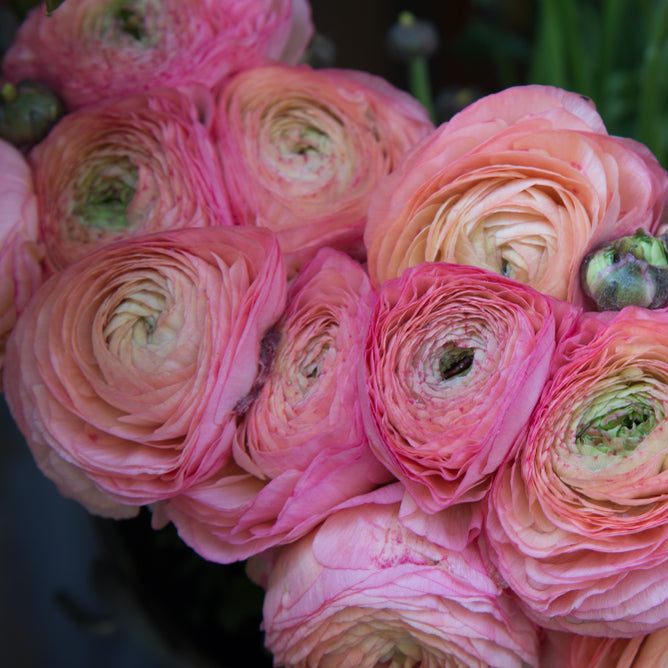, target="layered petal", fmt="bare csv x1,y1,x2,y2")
365,85,668,304
0,138,44,382
262,484,540,668
213,63,434,274
3,227,286,515
29,86,232,272
157,249,390,561
362,262,570,514
566,628,668,668
2,0,313,109
485,307,668,635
